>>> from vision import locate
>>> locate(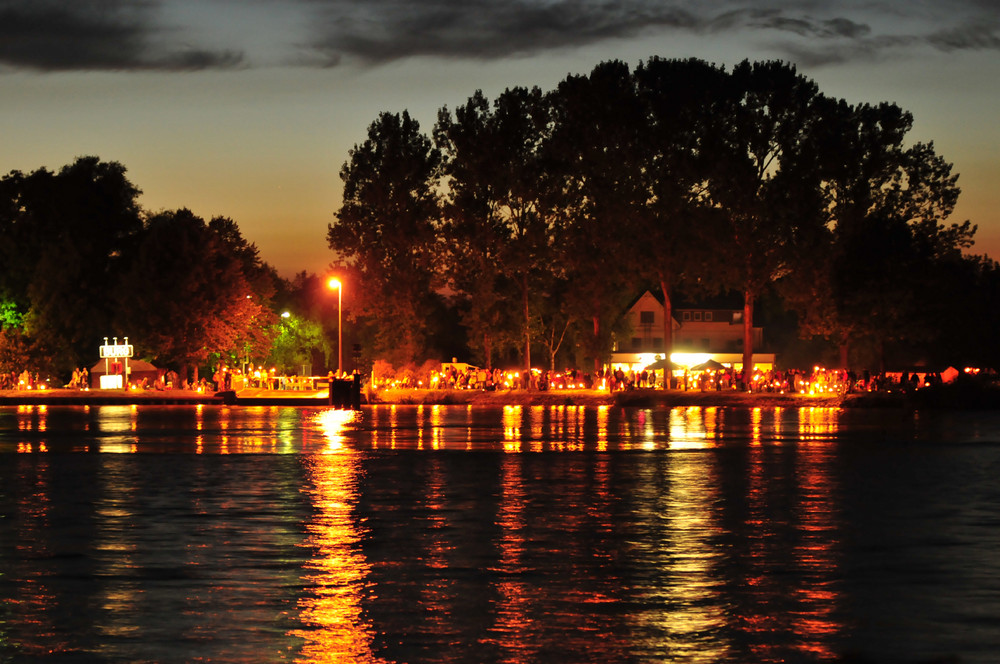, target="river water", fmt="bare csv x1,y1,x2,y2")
2,403,1000,663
